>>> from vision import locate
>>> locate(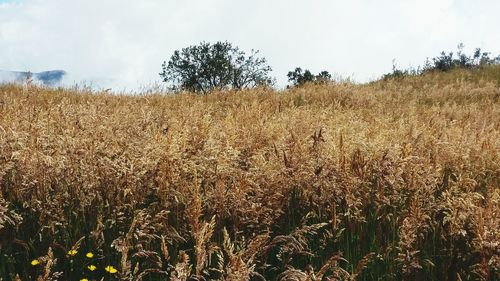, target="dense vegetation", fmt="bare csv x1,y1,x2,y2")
287,68,332,87
159,41,274,94
384,44,500,80
1,66,499,280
